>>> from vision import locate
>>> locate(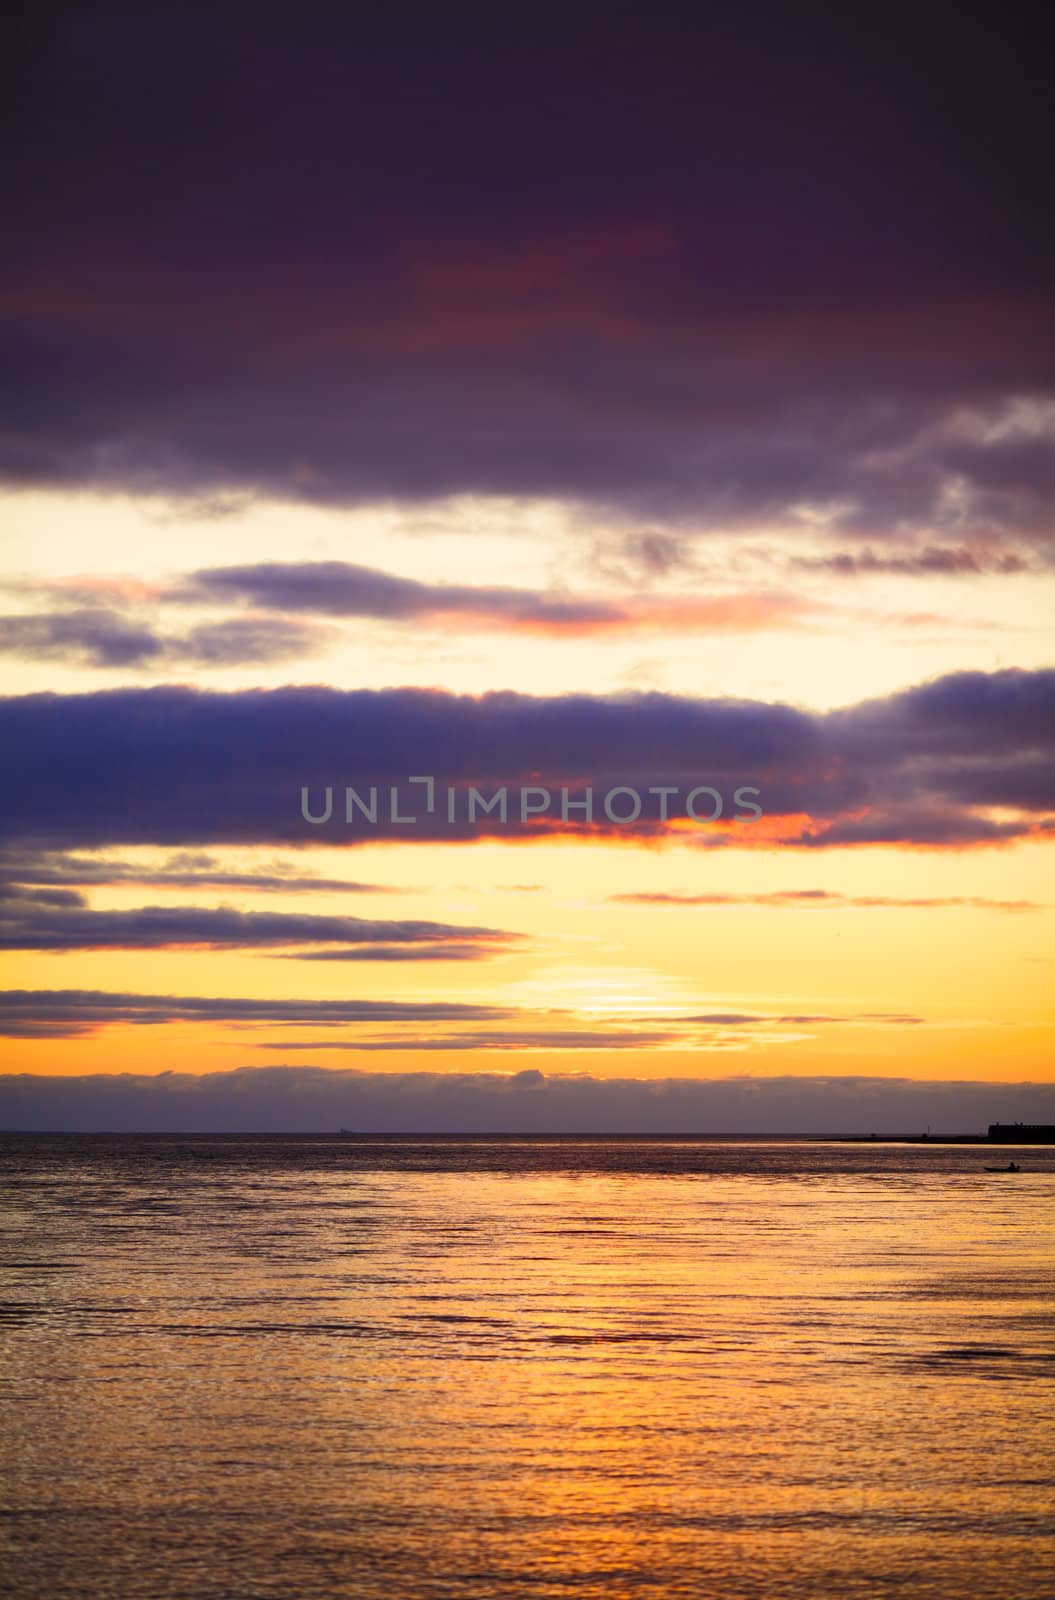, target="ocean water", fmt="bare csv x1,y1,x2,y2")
1,1135,1053,1599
